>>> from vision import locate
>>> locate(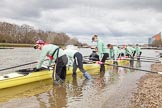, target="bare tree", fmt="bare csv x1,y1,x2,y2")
0,22,83,46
